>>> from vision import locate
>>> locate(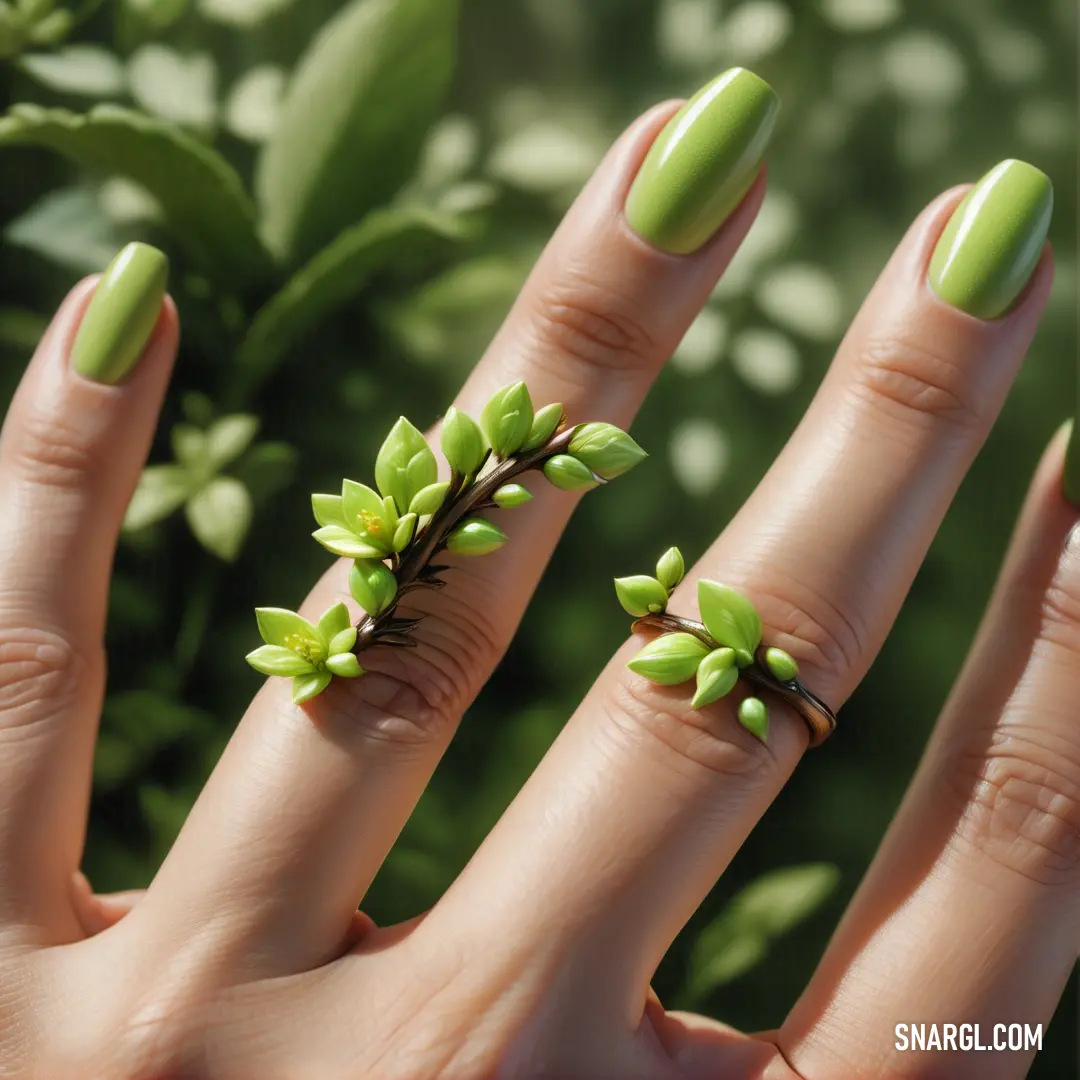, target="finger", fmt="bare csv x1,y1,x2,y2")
429,168,1054,1016
140,71,779,975
778,429,1077,1080
0,246,175,940
70,872,145,936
